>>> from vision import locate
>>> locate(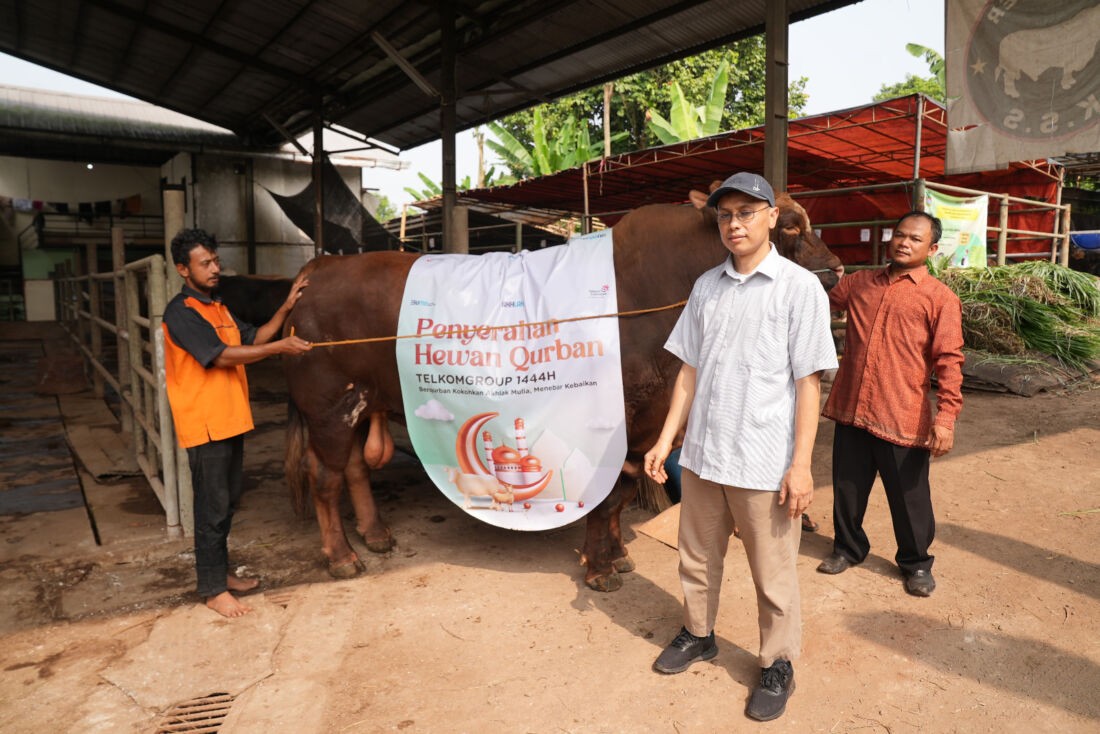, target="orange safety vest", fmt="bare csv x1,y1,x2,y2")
162,296,254,448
